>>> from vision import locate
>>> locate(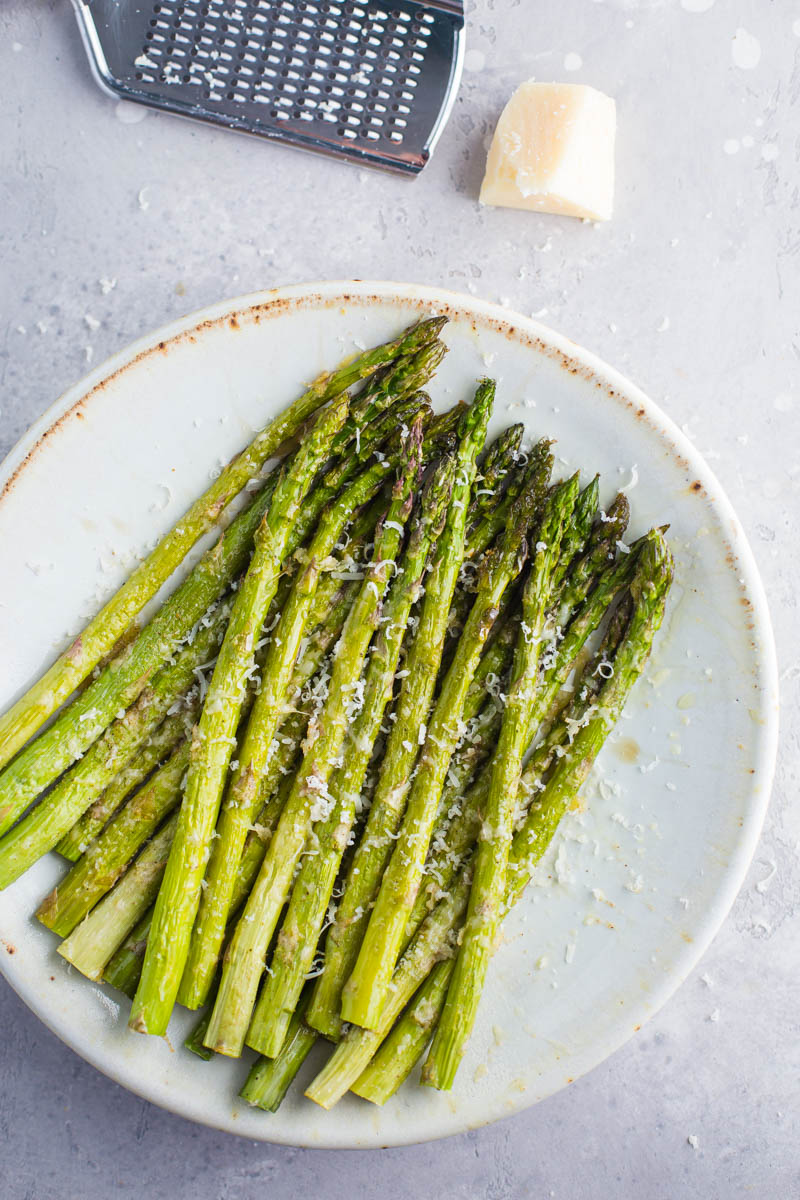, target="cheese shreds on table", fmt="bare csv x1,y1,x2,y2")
480,82,617,222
